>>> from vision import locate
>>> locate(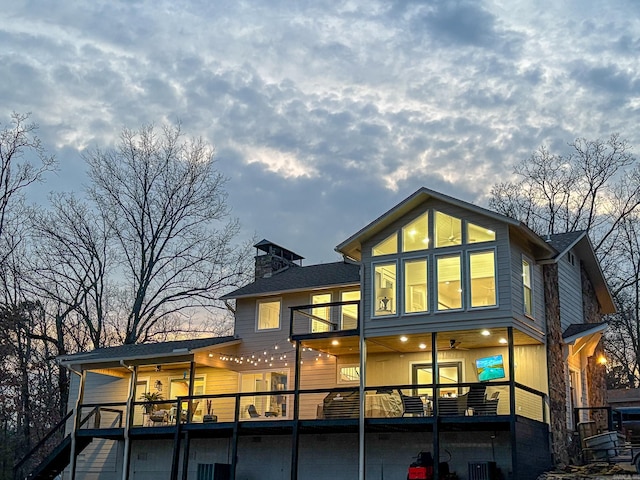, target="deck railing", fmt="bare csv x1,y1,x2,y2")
72,381,547,429
290,300,360,339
